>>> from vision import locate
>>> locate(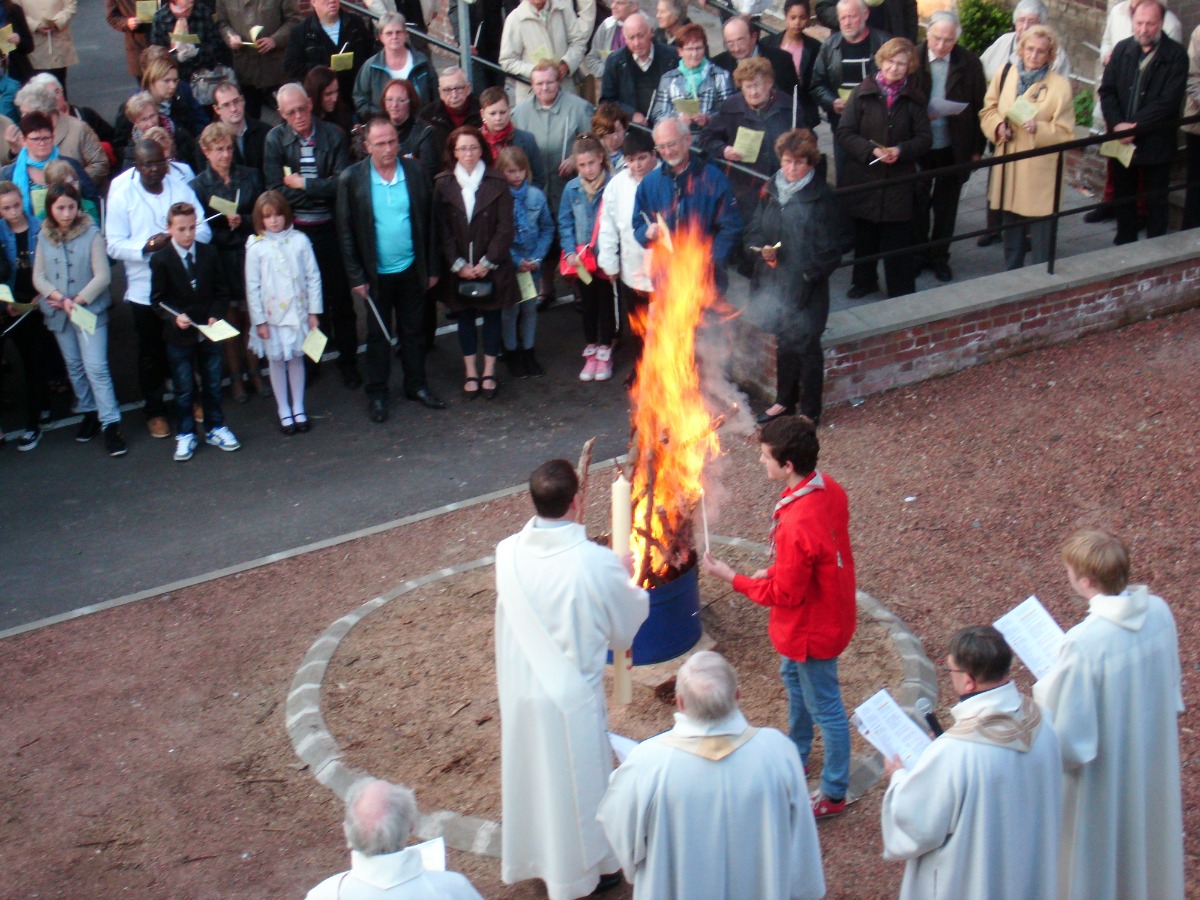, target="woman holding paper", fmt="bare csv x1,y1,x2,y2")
19,0,76,87
649,24,732,130
32,182,126,455
979,24,1073,271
